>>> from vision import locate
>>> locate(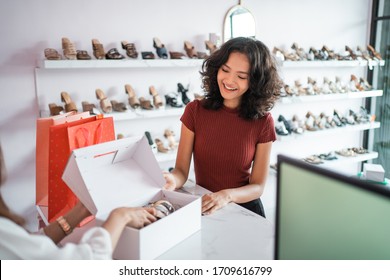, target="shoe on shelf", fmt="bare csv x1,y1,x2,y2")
155,138,169,153
82,101,99,115
62,37,77,60
164,129,178,149
76,50,91,60
111,100,127,112
95,88,112,113
92,39,106,59
141,51,155,59
60,91,78,112
277,115,292,134
205,40,218,55
124,84,140,109
48,103,64,116
367,45,382,60
149,86,164,108
106,48,125,59
169,51,186,59
184,41,198,58
177,83,191,104
165,92,183,108
153,37,168,59
139,97,153,110
44,48,62,60
121,41,138,58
